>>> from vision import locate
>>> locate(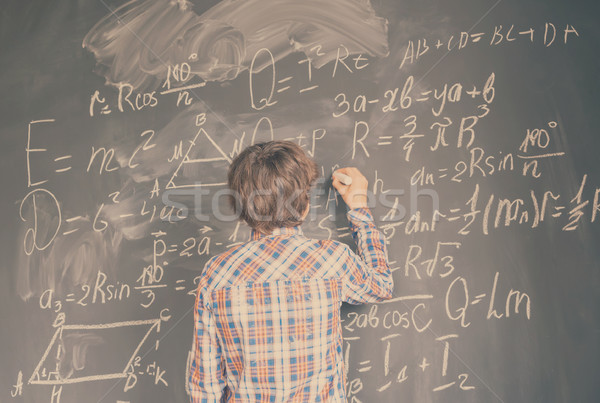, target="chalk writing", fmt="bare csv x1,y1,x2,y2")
5,1,595,402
